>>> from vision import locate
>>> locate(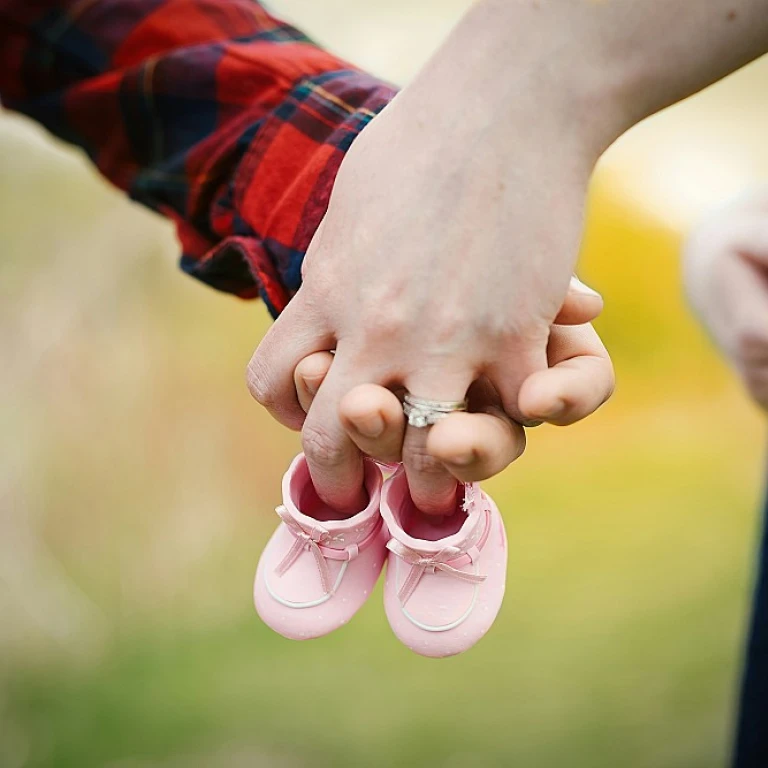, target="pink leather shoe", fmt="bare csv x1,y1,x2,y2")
254,454,387,640
380,467,507,658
